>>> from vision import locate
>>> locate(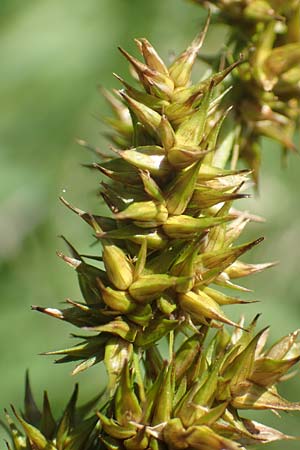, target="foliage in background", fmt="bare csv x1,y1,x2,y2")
0,0,300,450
